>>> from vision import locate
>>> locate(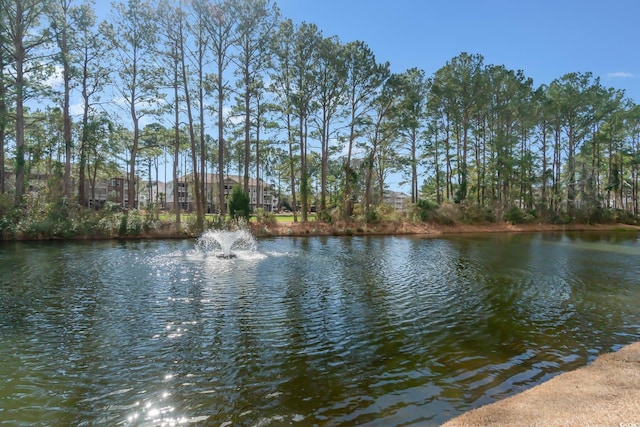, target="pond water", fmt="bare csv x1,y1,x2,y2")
1,232,639,426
